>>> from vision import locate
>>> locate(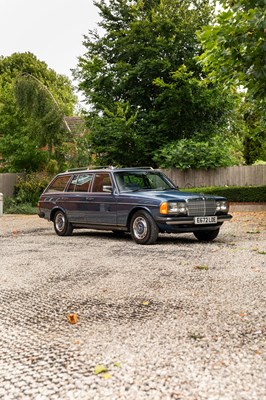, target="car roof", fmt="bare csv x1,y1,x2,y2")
57,167,156,176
